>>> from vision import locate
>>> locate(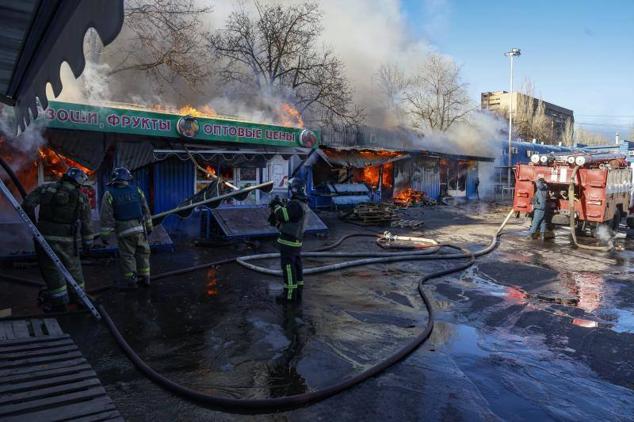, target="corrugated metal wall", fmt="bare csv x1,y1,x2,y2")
132,166,151,204
153,158,194,232
412,168,440,199
394,157,441,200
